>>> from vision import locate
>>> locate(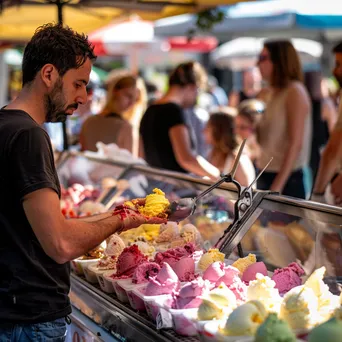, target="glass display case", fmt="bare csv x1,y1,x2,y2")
59,154,342,341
